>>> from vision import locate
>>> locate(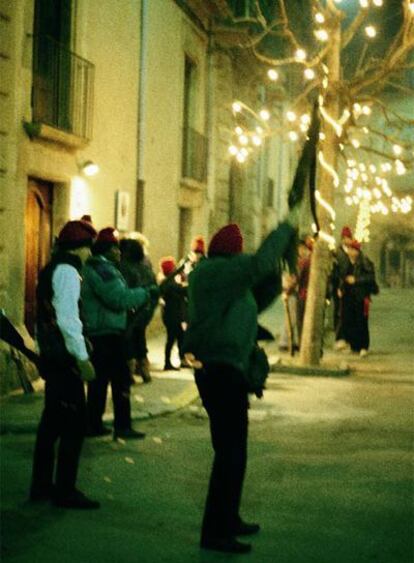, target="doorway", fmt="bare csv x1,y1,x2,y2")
24,179,53,336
